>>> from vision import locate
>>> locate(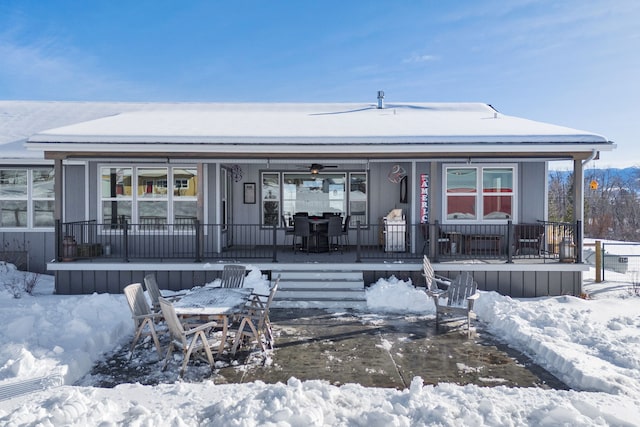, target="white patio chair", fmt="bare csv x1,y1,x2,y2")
247,275,280,333
220,264,246,288
158,297,221,378
231,277,279,355
123,283,163,360
144,273,185,313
